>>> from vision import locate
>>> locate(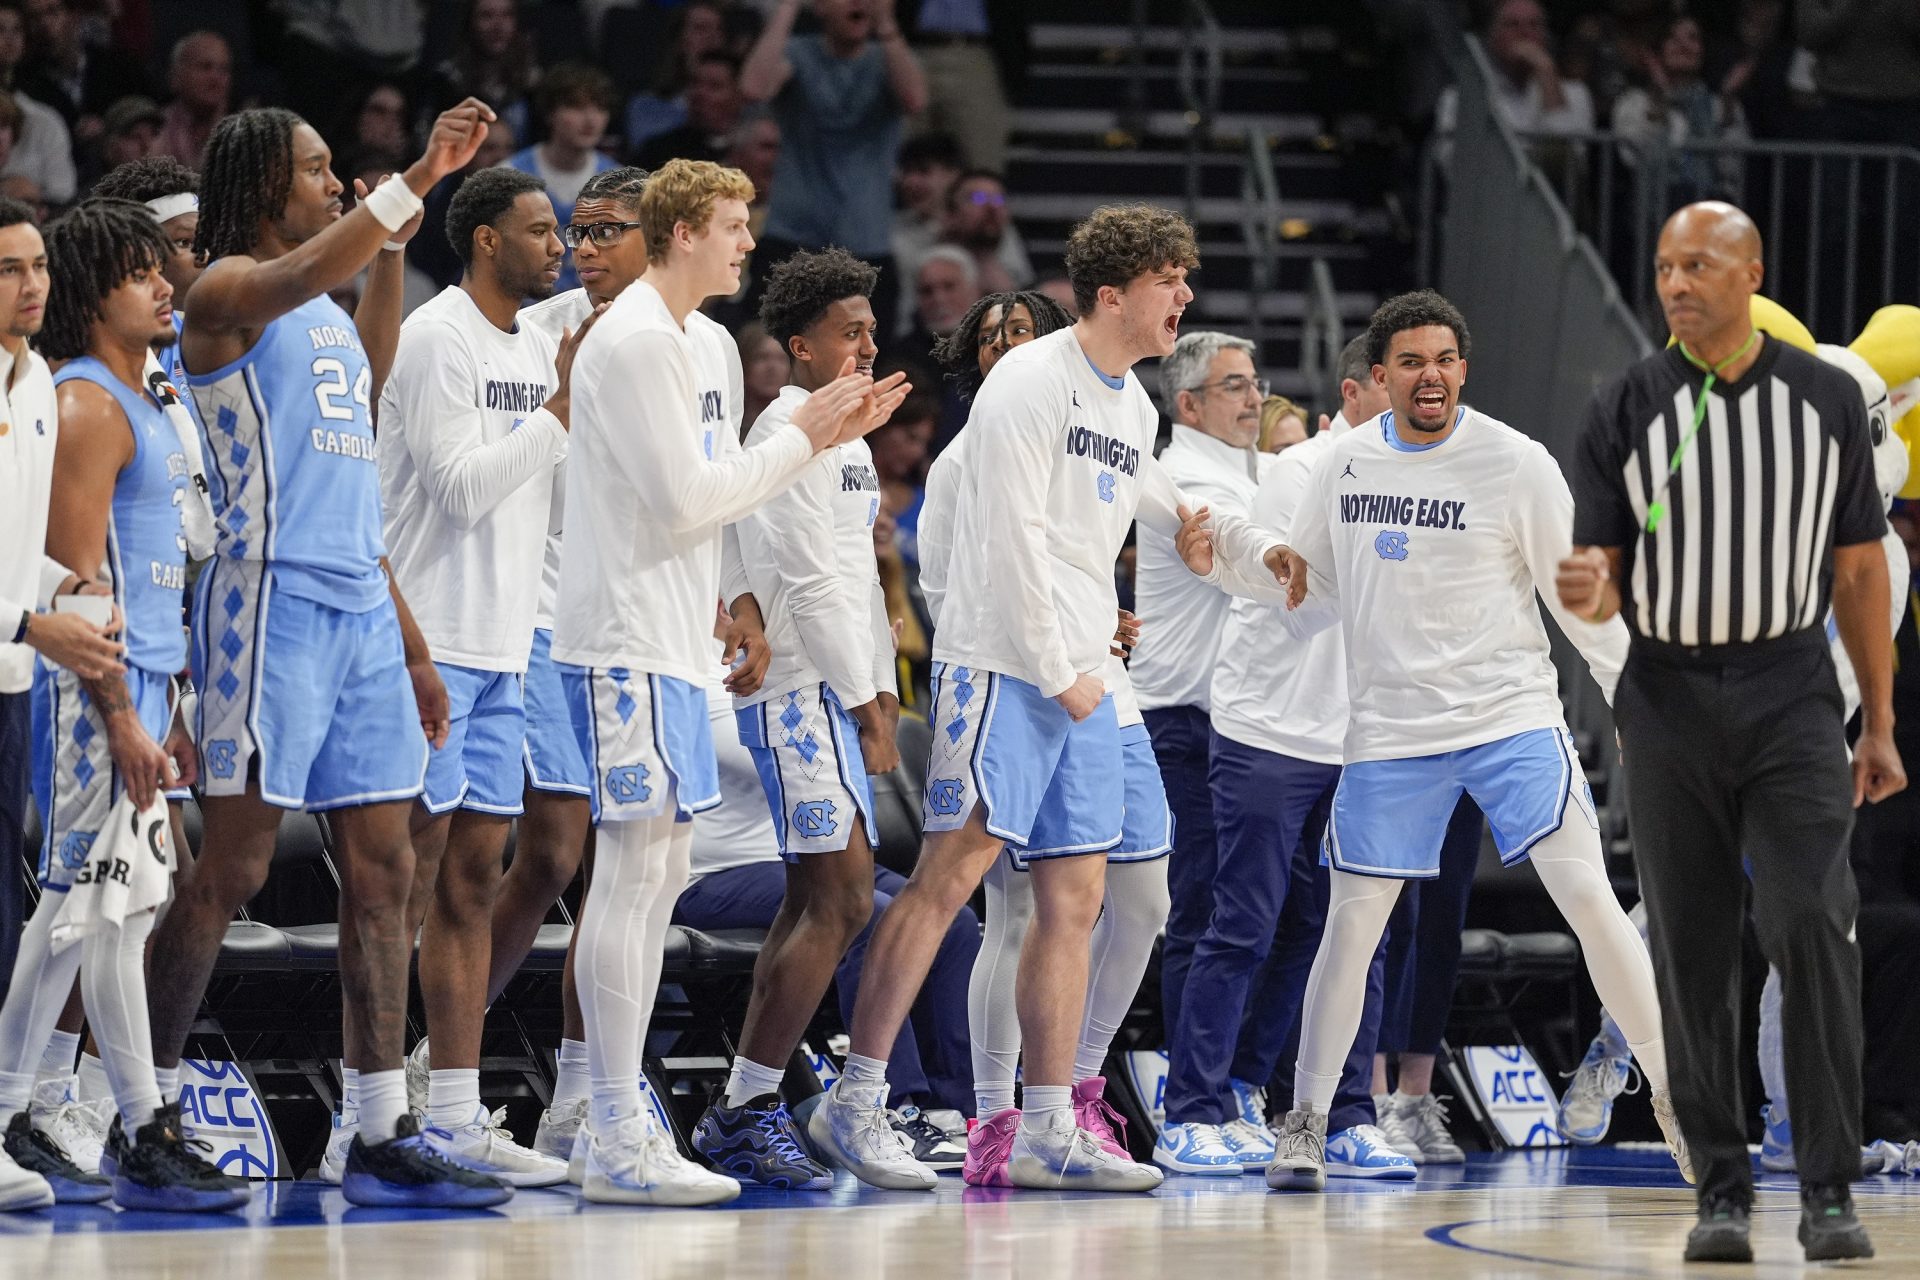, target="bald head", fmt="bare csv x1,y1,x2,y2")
1655,201,1765,353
